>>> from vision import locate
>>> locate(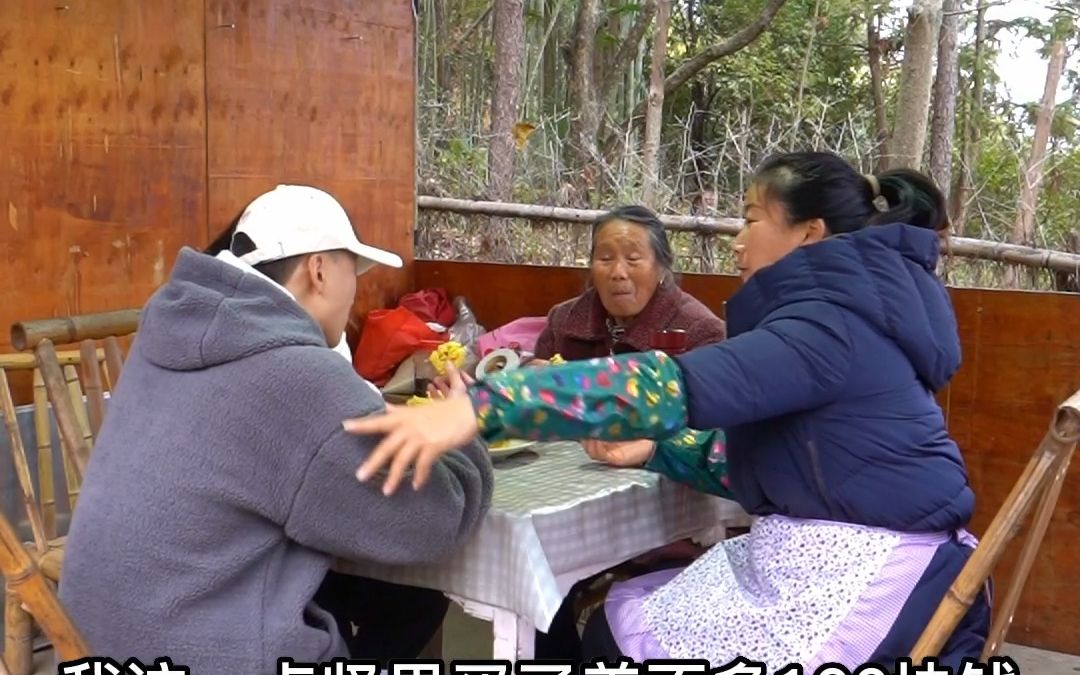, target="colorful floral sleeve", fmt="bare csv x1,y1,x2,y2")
647,429,733,498
468,351,689,442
